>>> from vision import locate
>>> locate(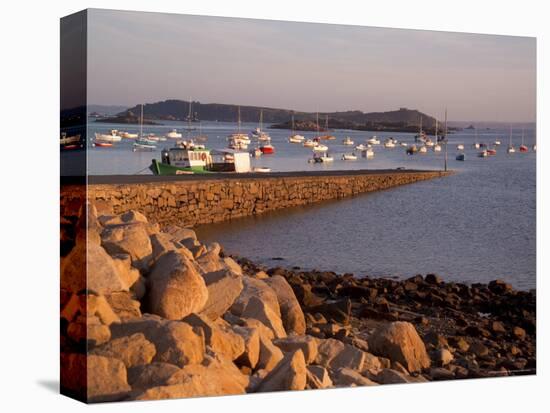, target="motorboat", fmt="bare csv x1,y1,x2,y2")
355,144,368,151
289,134,305,143
433,144,442,152
400,142,408,147
342,137,354,146
342,153,357,160
120,131,138,139
312,144,329,152
494,140,502,146
473,143,481,149
309,153,333,163
303,139,317,148
94,131,122,142
166,129,183,139
487,148,497,156
418,146,428,154
478,149,488,157
367,136,380,145
457,144,465,150
60,133,81,145
384,139,396,148
456,153,465,161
